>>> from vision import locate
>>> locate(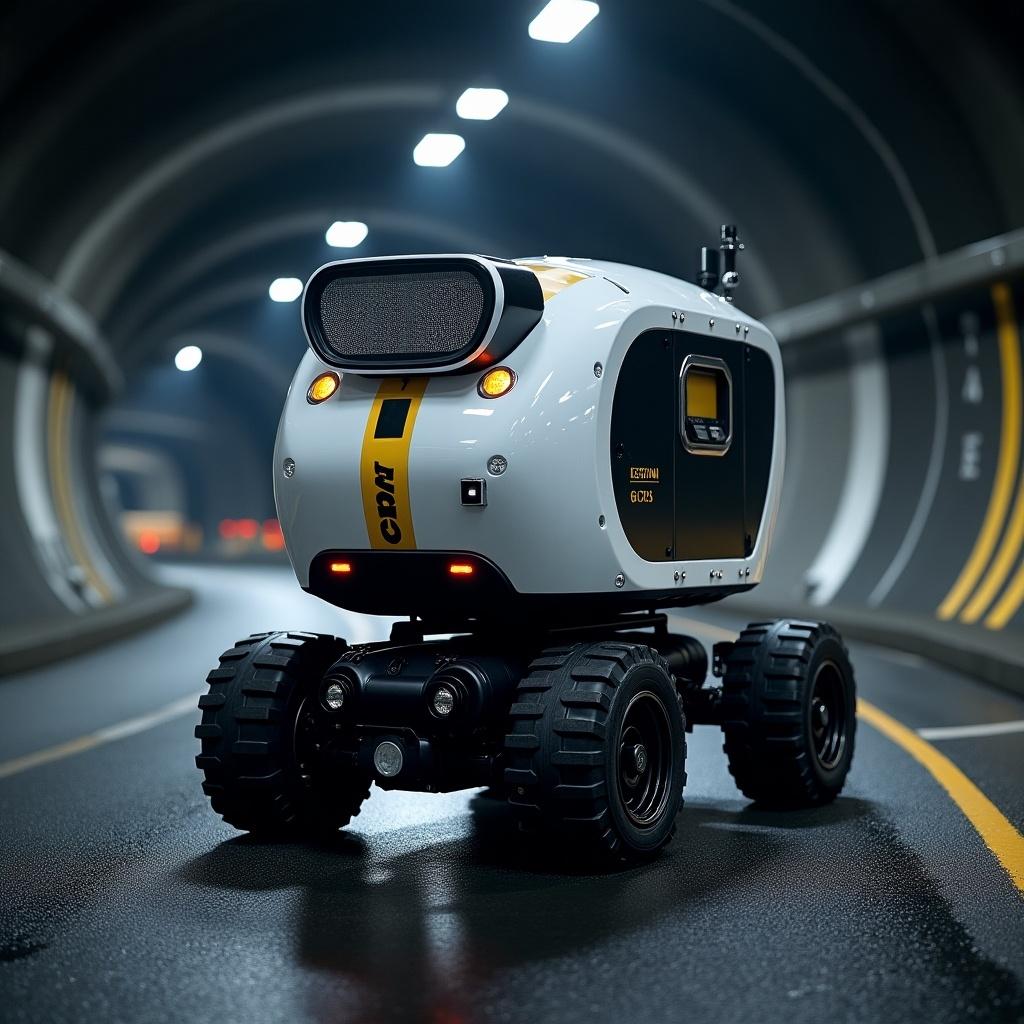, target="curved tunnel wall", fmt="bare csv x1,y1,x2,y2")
0,0,1022,677
756,258,1024,667
0,255,190,671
